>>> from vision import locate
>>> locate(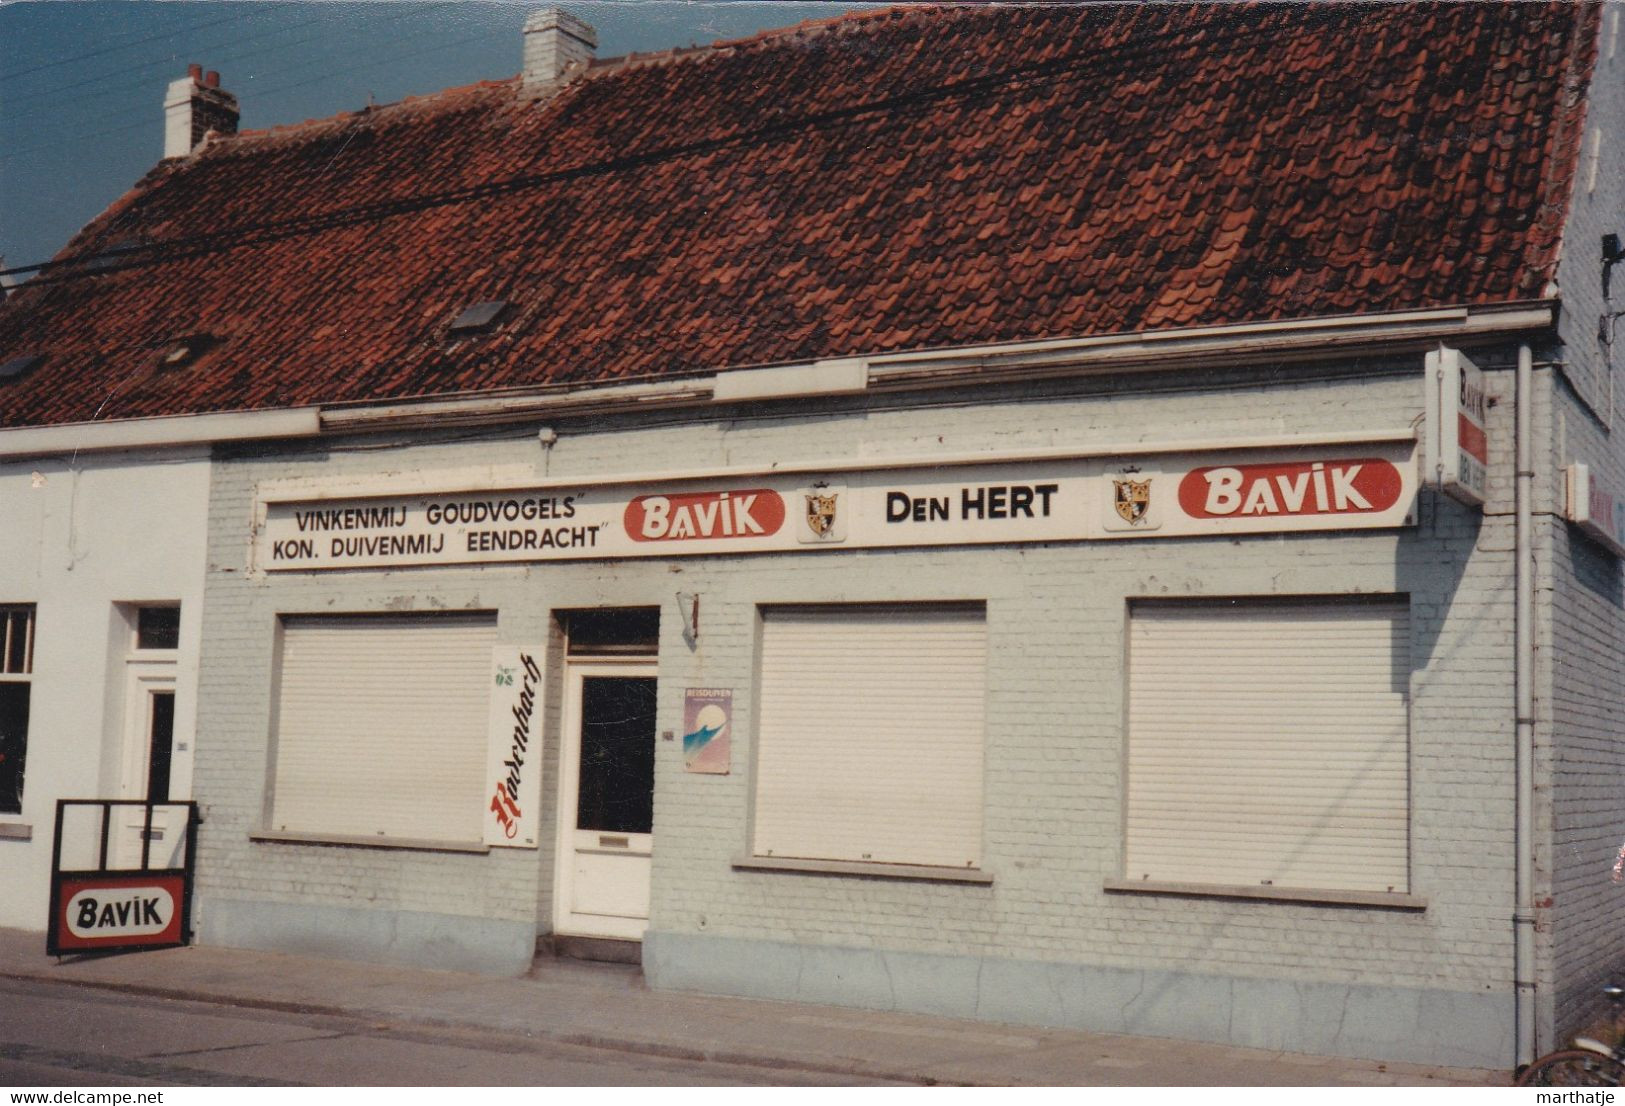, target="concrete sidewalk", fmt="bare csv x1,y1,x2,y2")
0,928,1504,1086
